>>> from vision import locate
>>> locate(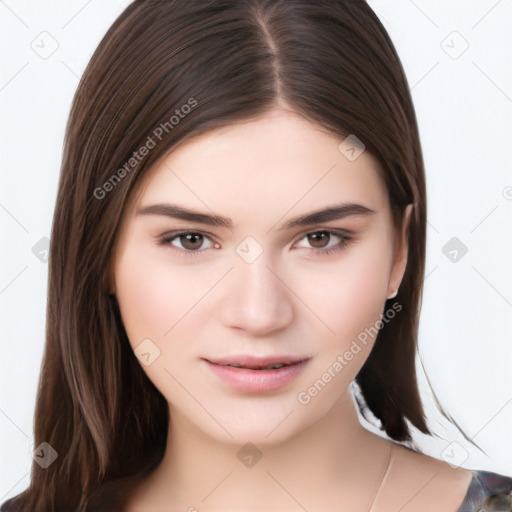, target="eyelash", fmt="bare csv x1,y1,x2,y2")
157,230,352,259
